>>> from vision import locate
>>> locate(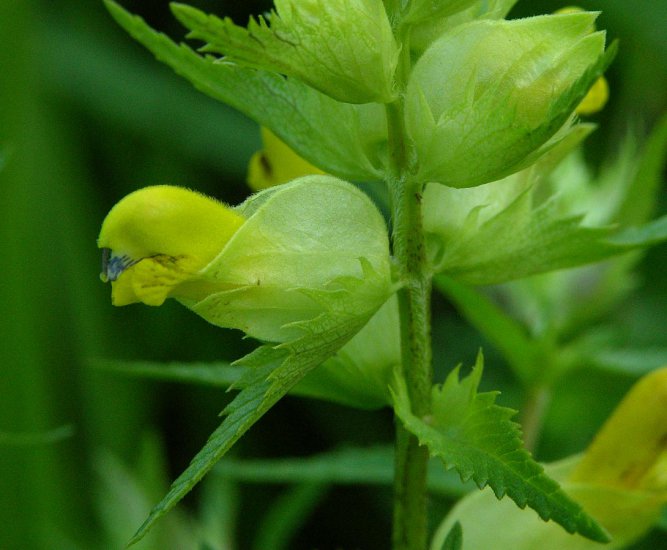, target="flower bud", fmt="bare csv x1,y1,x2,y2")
406,12,609,188
247,127,324,191
554,6,609,116
269,0,399,103
173,0,399,104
